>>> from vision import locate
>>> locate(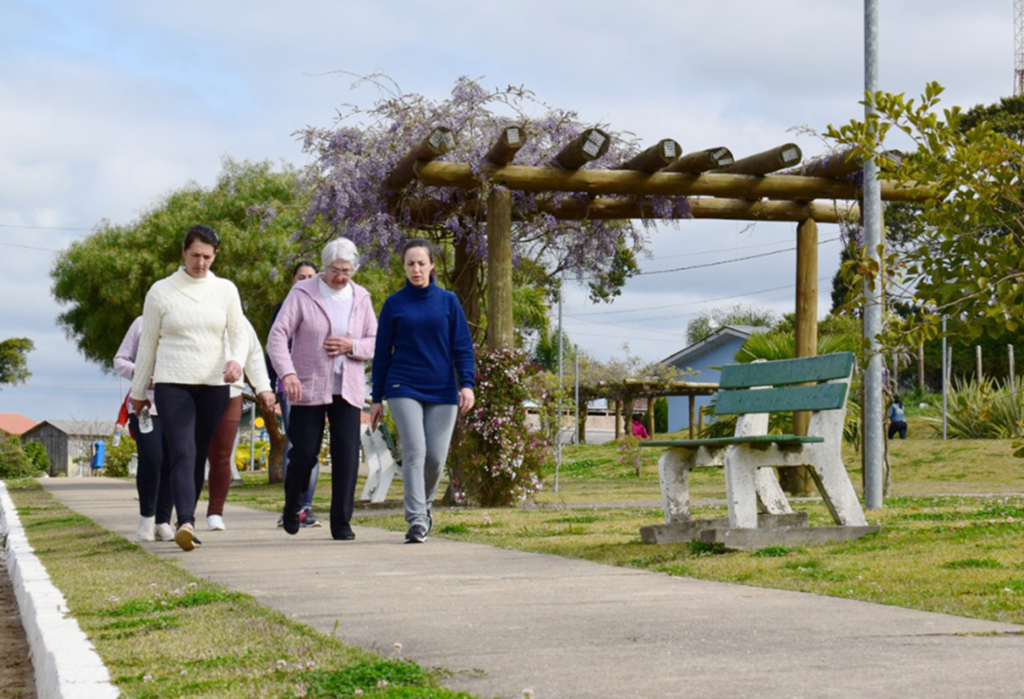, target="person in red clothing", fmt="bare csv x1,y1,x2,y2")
631,413,650,440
